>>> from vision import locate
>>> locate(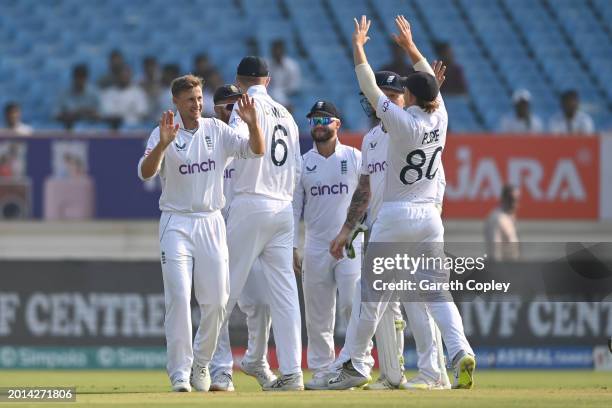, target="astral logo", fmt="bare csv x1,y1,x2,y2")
310,182,349,196
368,161,387,174
179,159,216,175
